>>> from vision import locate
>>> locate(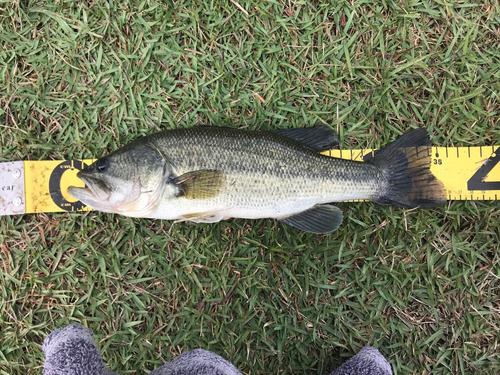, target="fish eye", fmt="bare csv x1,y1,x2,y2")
96,158,110,172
